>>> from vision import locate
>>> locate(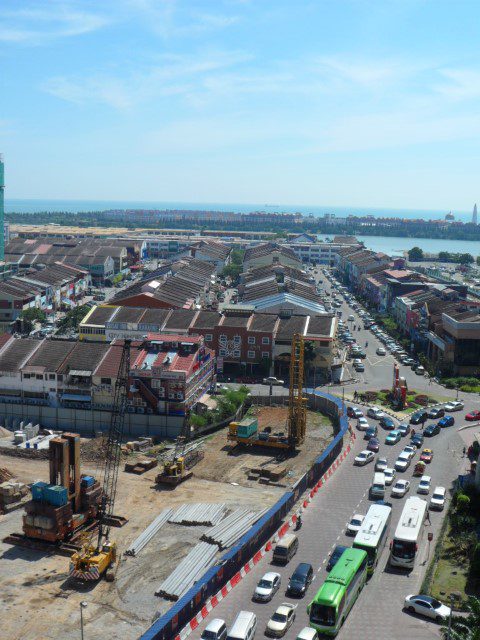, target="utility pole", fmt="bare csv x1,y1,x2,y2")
80,601,87,640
